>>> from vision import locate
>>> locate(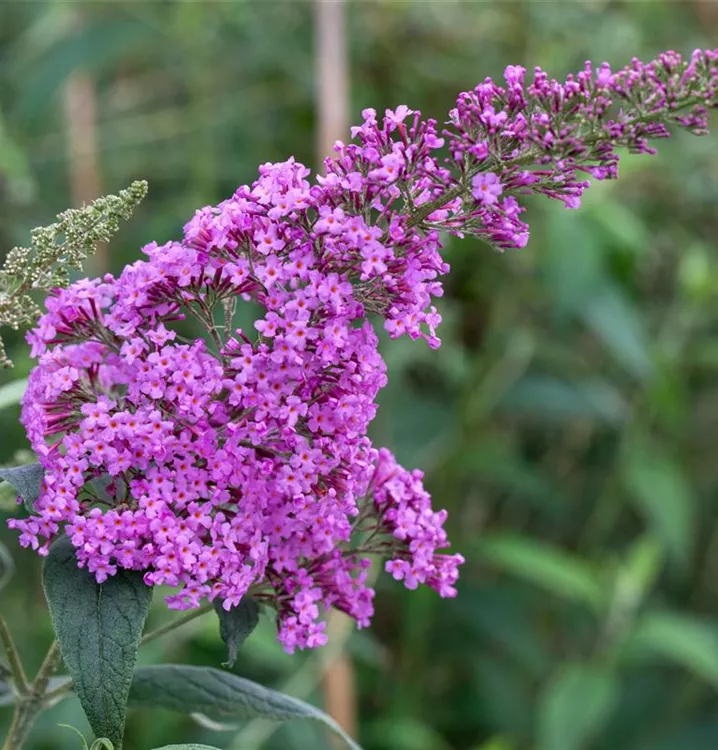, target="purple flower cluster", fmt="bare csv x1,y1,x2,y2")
9,49,718,651
439,47,718,250
13,153,459,652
